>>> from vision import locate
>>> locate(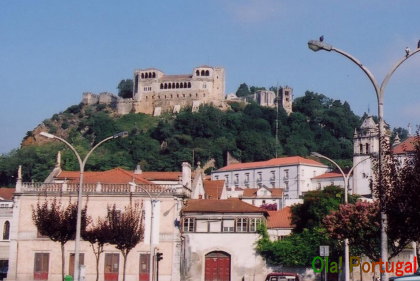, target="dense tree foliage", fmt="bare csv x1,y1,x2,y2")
32,198,88,281
117,79,133,99
1,91,364,185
